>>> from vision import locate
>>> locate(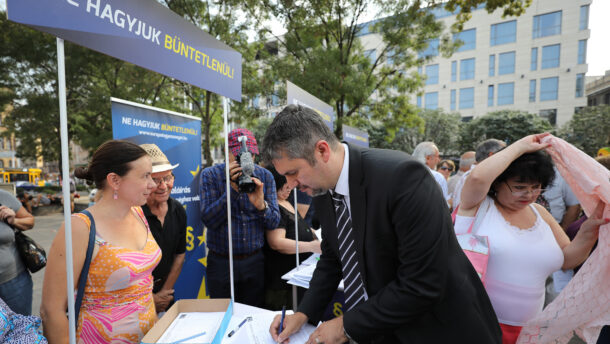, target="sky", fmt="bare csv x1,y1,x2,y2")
0,0,608,75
